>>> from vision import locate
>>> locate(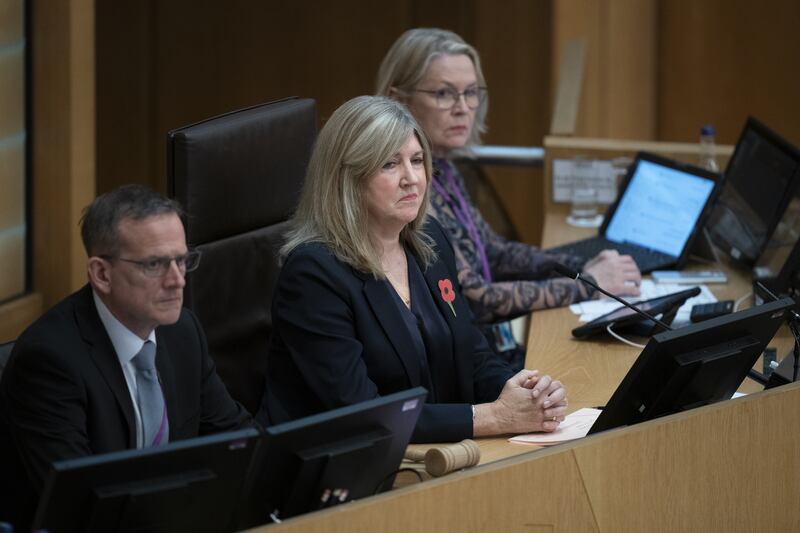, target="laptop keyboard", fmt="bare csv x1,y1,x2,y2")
549,237,677,273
